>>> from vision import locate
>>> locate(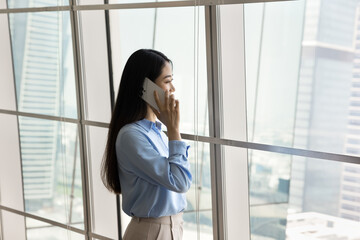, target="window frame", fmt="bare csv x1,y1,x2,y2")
1,0,359,240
